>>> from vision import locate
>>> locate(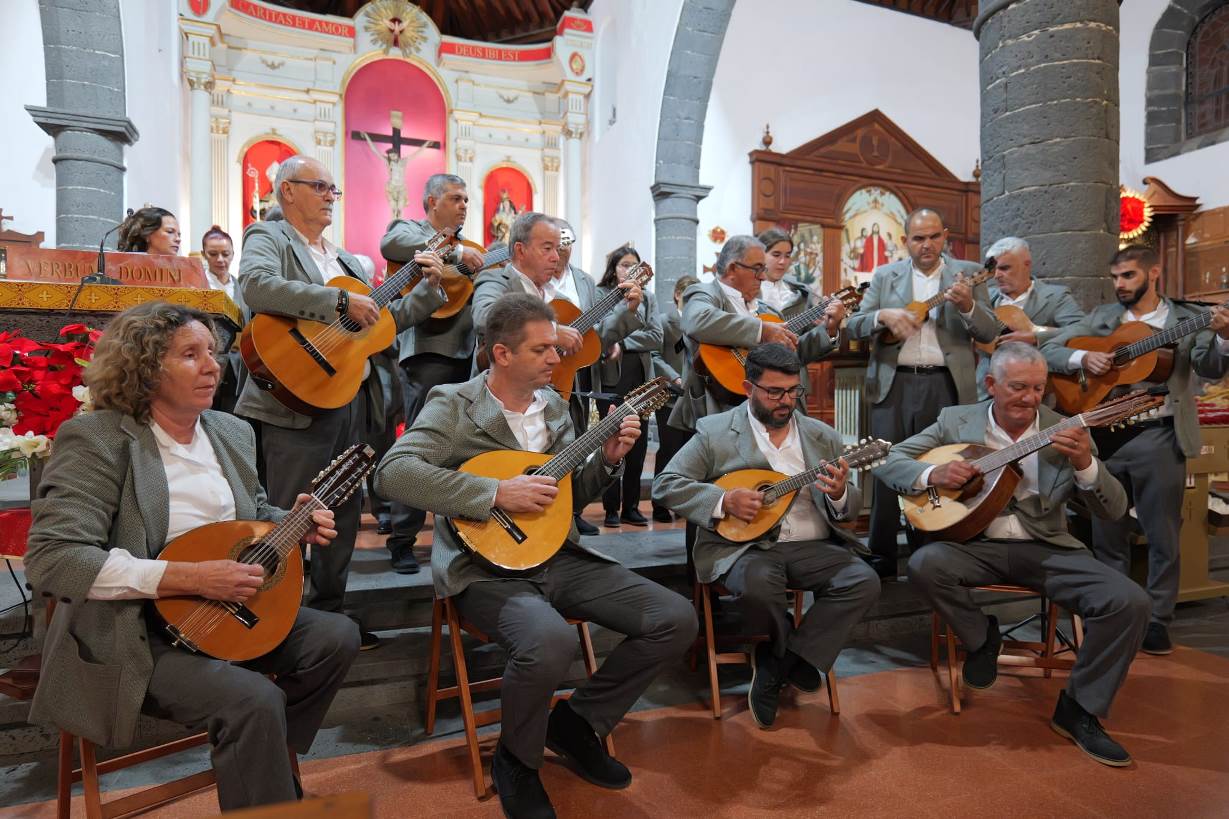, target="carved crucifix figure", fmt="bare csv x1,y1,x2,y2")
350,110,441,218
